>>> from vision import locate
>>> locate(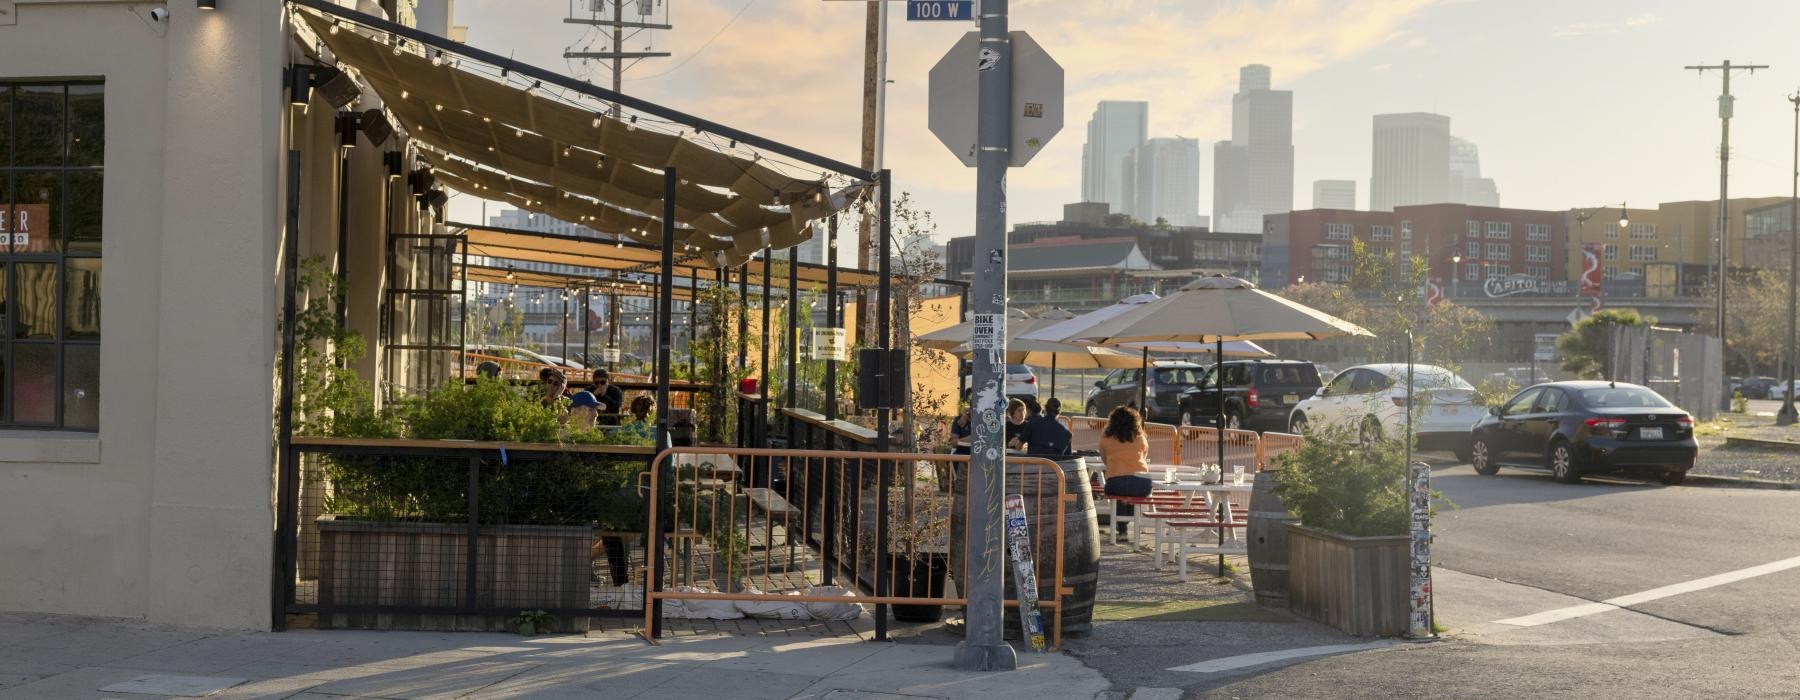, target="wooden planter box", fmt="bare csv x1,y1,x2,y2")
1285,524,1409,637
315,516,595,631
